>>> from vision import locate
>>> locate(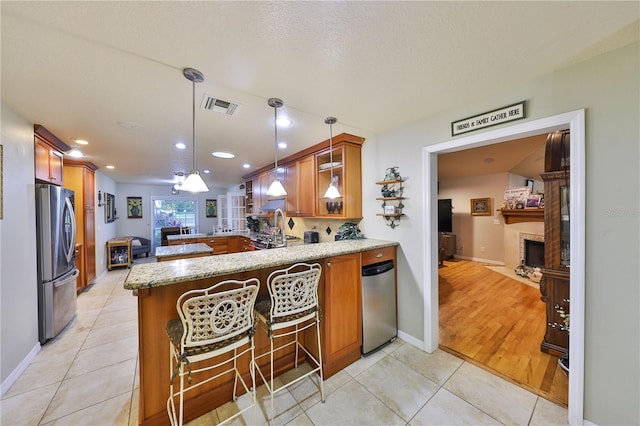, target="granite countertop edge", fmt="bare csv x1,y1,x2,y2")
124,239,398,290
